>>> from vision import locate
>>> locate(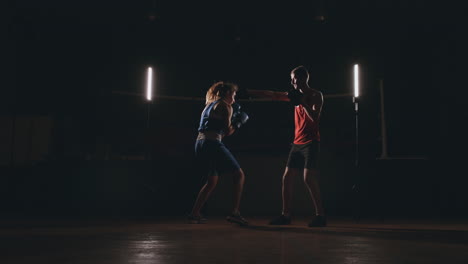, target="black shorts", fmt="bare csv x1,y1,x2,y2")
195,139,241,176
286,141,320,169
